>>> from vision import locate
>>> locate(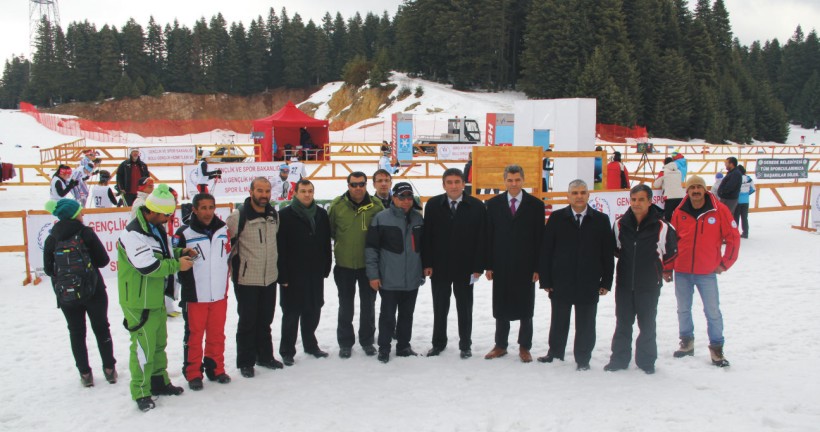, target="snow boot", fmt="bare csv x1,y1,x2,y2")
136,396,155,412
80,372,94,387
673,337,694,358
188,378,203,391
103,368,117,384
708,344,730,367
151,376,184,396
